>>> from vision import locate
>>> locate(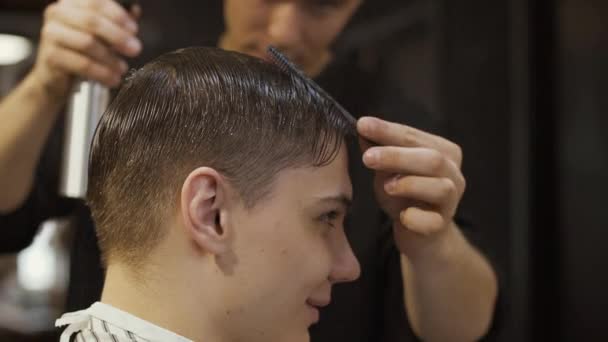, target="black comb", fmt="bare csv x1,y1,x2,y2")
266,46,357,128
